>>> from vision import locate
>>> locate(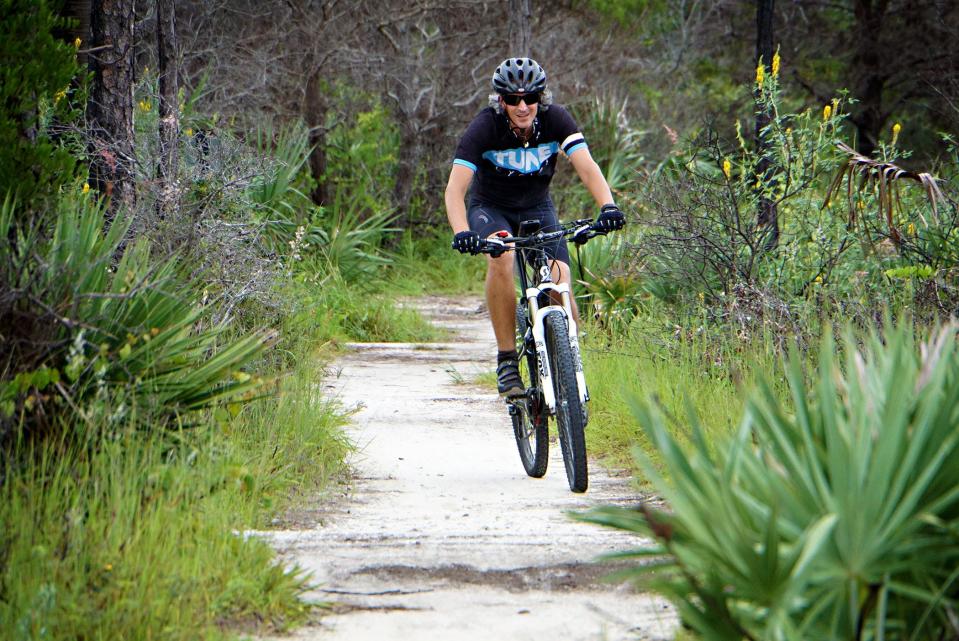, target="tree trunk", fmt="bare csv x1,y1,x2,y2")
851,0,887,157
305,71,329,206
755,0,778,249
88,0,136,225
58,0,92,66
393,120,420,226
156,0,179,222
507,0,532,56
